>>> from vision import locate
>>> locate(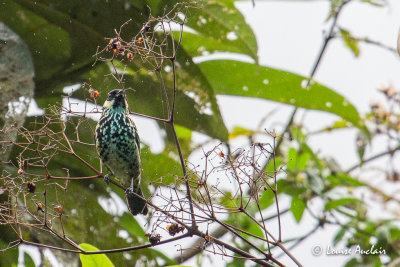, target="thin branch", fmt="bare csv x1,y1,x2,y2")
346,145,400,172
21,233,190,255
